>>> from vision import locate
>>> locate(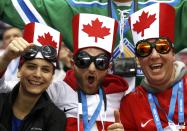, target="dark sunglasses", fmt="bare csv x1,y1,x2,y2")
135,38,174,57
73,51,110,70
23,45,57,62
